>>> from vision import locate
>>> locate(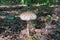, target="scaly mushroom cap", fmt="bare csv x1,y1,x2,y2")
20,11,37,21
